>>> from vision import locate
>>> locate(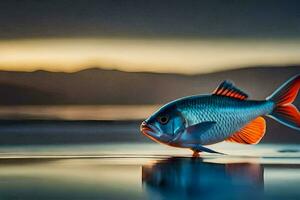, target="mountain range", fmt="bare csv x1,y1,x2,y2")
0,65,298,105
